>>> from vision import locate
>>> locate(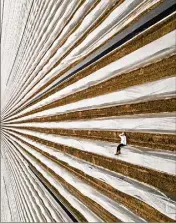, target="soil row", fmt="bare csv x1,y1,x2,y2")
26,0,169,105
6,135,87,222
9,97,175,125
10,132,173,222
10,136,120,223
6,0,123,120
7,55,176,122
8,107,176,151
5,14,175,120
7,129,176,195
